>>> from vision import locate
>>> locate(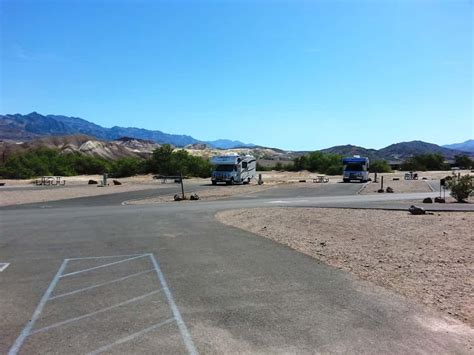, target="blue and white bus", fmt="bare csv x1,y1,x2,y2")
342,156,369,183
